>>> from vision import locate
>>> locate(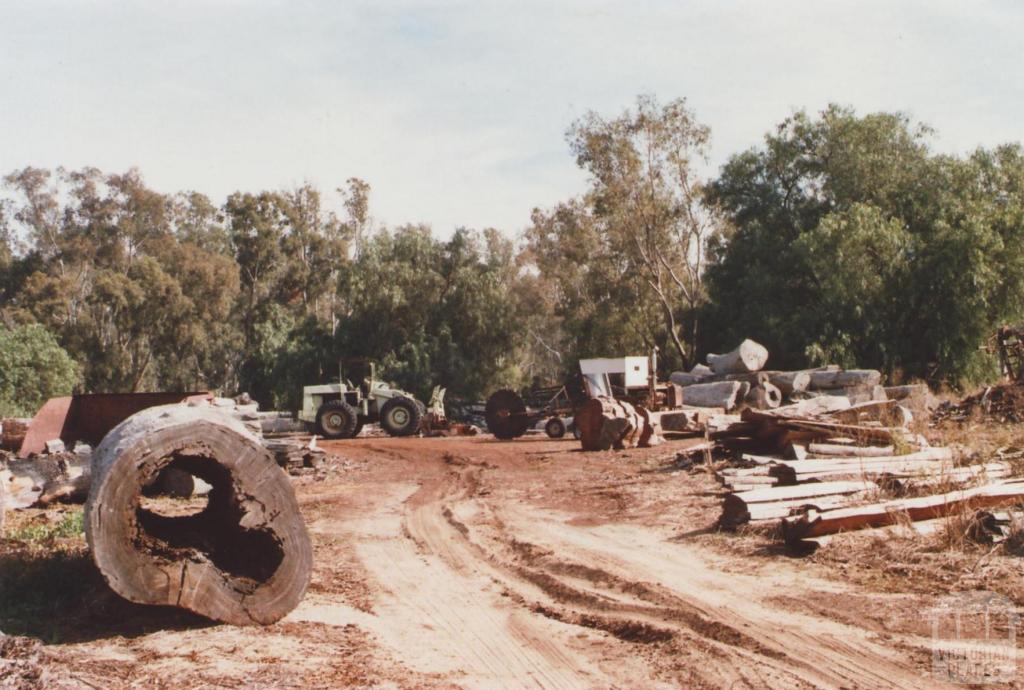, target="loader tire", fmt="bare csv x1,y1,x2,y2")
381,397,423,437
316,399,358,439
